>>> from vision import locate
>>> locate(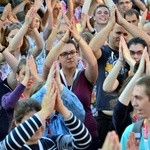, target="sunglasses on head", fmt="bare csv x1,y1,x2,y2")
6,23,22,29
